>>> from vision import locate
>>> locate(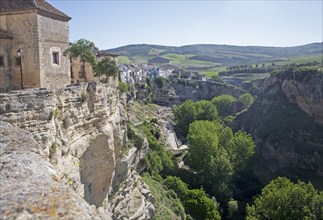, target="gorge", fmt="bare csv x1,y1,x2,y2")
1,67,323,219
